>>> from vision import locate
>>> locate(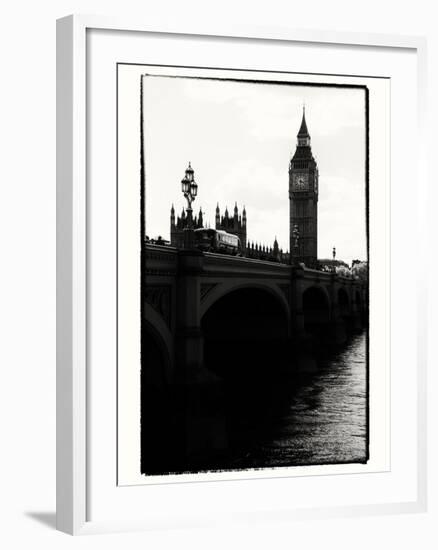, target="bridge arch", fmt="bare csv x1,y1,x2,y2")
201,285,290,379
141,312,172,386
142,303,173,383
200,281,290,323
302,285,330,338
140,315,175,474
